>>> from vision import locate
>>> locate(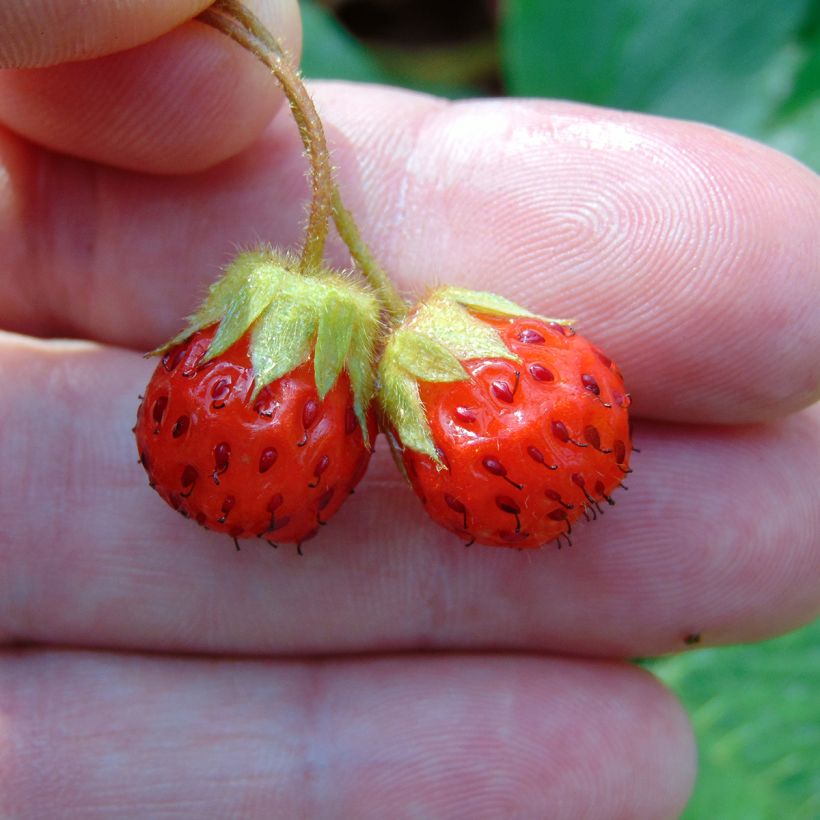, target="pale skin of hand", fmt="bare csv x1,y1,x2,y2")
0,1,818,817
